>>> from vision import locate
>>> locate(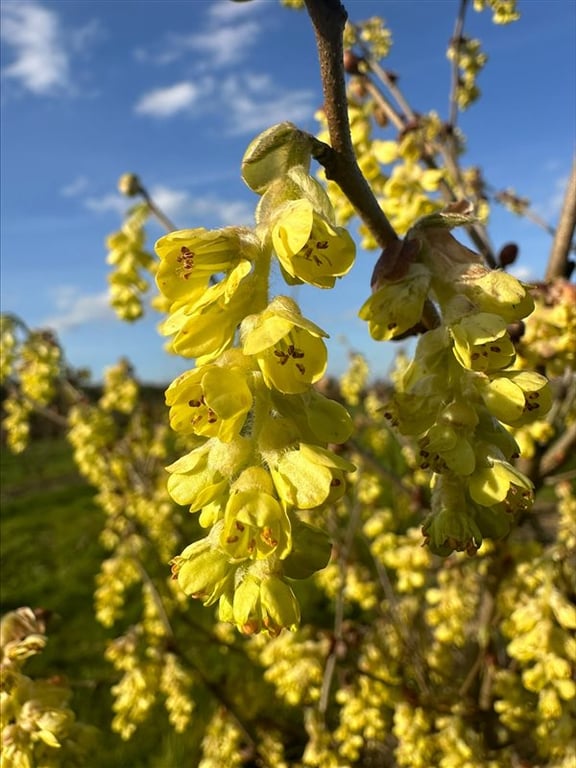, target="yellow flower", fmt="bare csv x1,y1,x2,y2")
456,267,534,322
242,297,328,394
359,263,431,341
171,537,234,606
270,443,355,509
272,199,355,288
232,574,300,636
220,486,291,561
155,226,261,305
476,370,552,426
450,312,516,372
468,451,533,508
159,261,256,362
165,355,253,442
